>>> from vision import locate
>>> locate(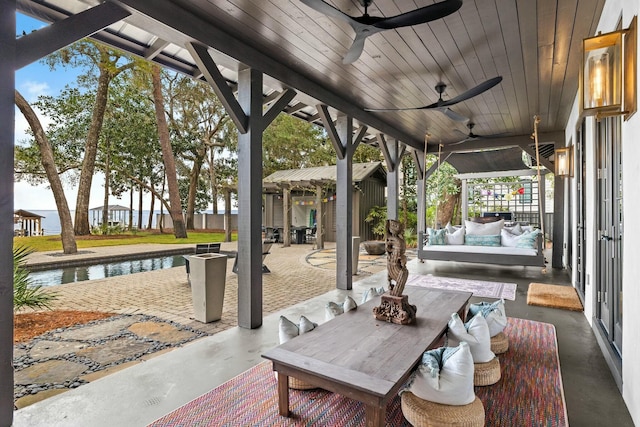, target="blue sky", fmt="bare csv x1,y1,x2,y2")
14,13,142,211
